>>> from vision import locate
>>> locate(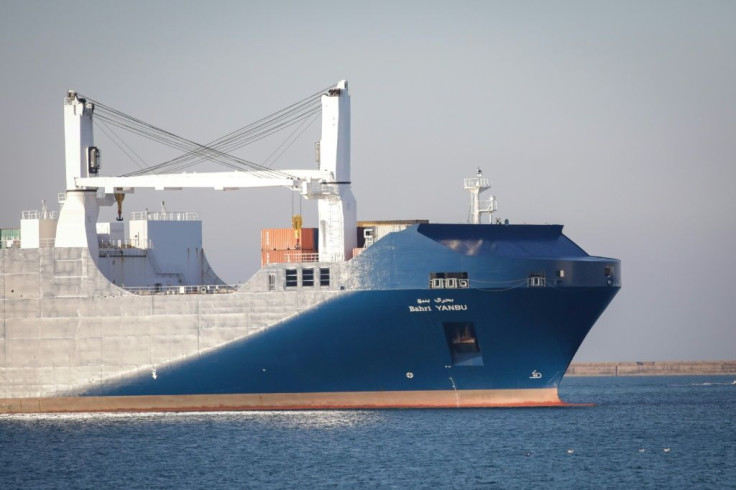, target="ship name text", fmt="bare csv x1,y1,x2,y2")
409,298,468,313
